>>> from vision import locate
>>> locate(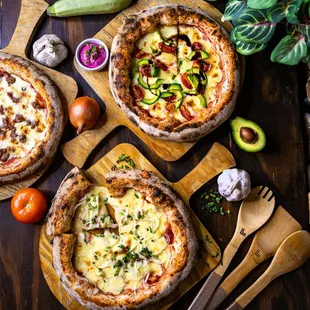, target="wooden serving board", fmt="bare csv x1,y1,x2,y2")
0,0,78,201
62,0,245,168
40,142,236,310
